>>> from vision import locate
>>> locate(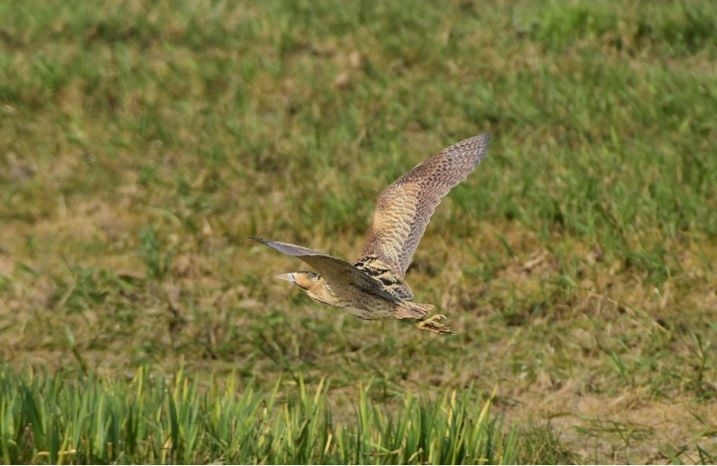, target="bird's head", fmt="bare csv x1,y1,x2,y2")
275,271,322,291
